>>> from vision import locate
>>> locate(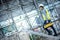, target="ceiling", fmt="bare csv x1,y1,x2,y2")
0,0,12,5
